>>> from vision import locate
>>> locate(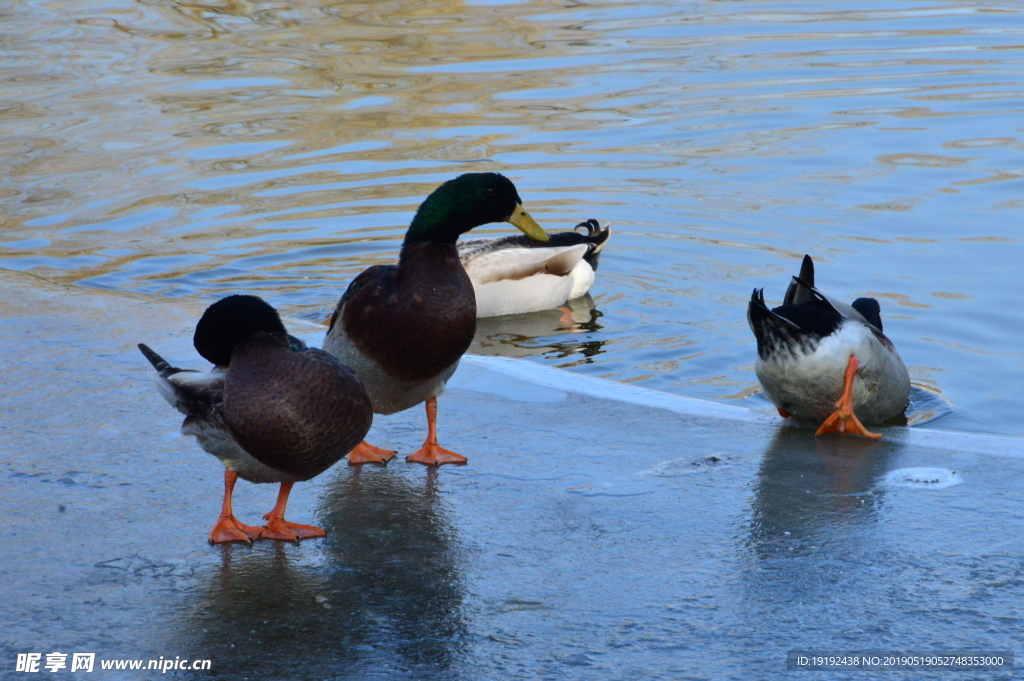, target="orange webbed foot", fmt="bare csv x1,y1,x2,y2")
815,355,883,440
406,443,467,467
208,514,263,544
209,469,262,544
777,407,792,418
347,440,397,465
255,482,326,542
816,409,883,439
259,516,326,543
407,396,467,466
